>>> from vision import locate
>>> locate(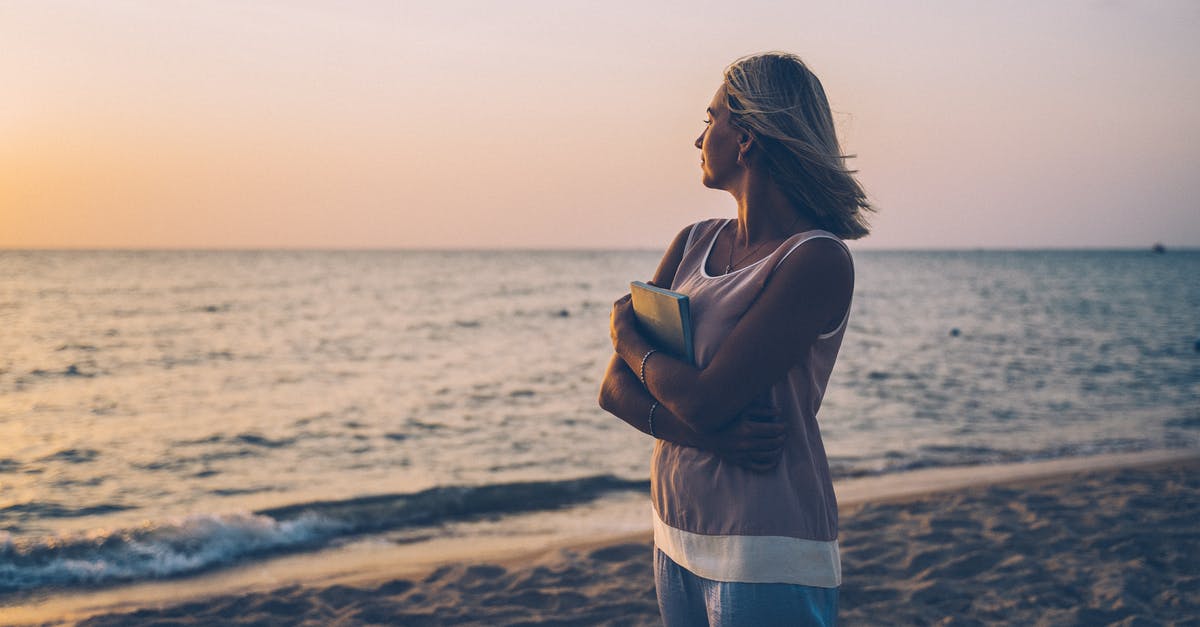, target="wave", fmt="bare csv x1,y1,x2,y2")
1,501,133,522
28,364,99,379
37,448,100,464
0,512,340,596
0,474,648,595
